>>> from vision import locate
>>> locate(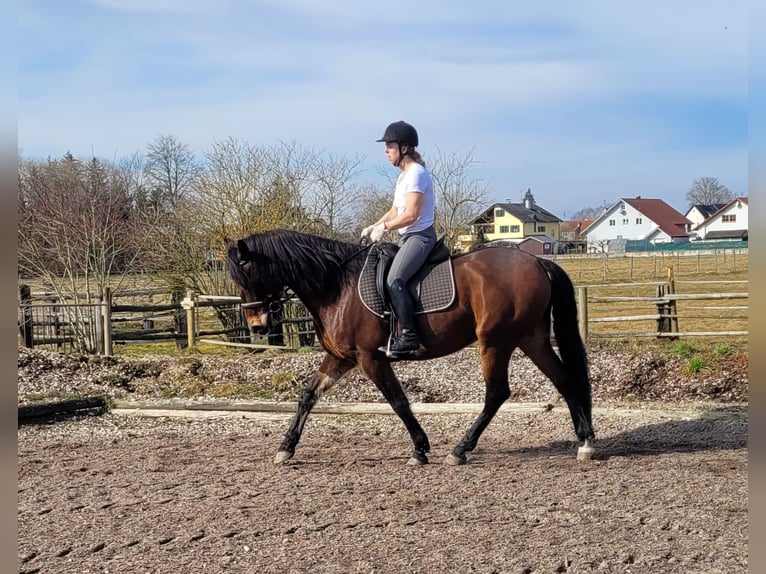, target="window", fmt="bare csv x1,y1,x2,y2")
609,219,616,226
722,214,736,223
537,225,546,232
622,218,629,225
510,225,520,233
499,225,509,233
636,218,642,225
495,209,505,217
